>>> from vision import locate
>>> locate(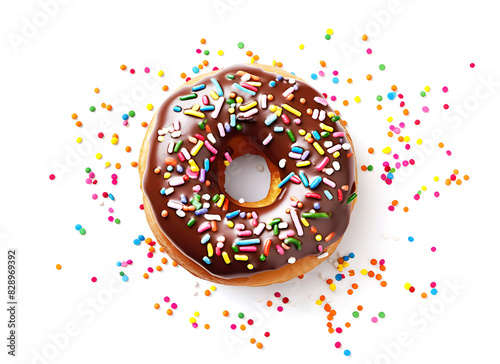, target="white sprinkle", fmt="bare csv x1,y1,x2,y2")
324,168,334,175
203,202,210,209
176,210,186,218
332,161,341,171
342,143,351,150
317,252,329,259
202,194,211,200
324,141,333,148
165,187,174,196
278,222,288,229
167,141,174,154
314,96,328,106
262,134,273,145
241,73,251,82
207,133,216,144
382,233,389,239
204,214,222,221
288,257,296,264
319,110,326,121
171,131,181,138
312,108,319,119
279,159,286,168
